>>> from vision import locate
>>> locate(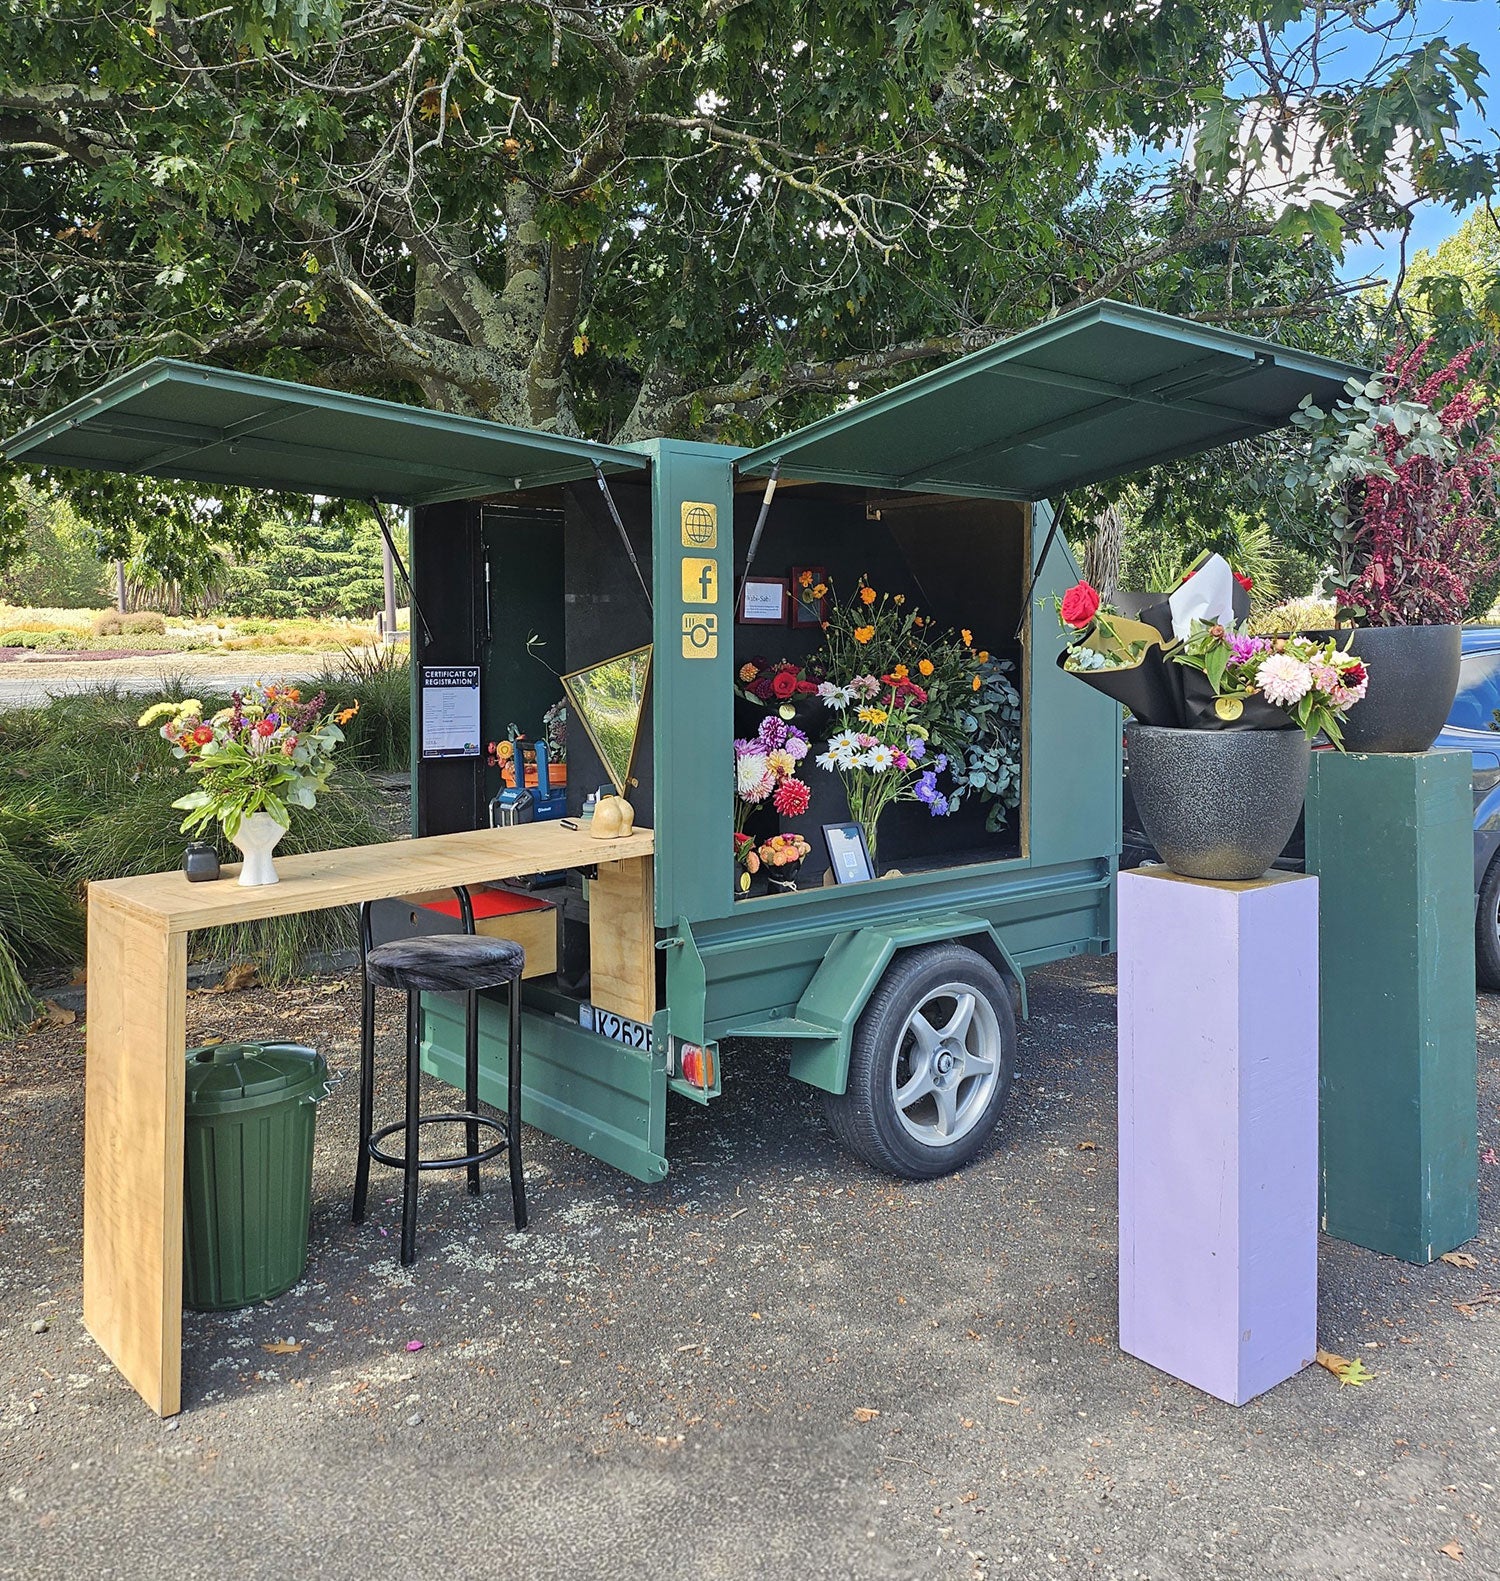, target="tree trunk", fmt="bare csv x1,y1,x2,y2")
1083,505,1123,601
